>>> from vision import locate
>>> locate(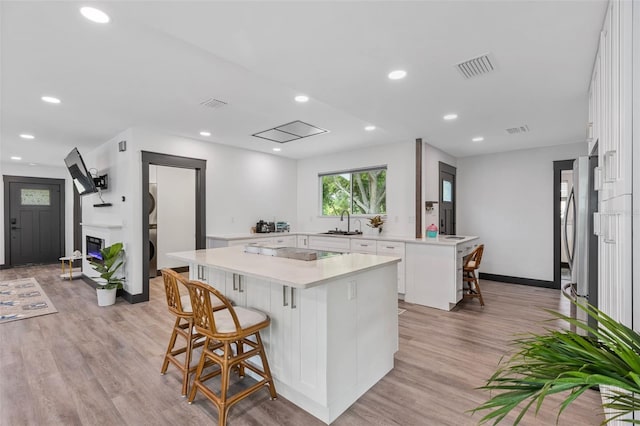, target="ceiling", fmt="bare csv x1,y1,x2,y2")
1,1,607,167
